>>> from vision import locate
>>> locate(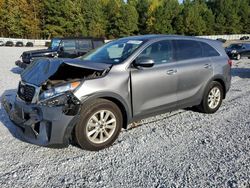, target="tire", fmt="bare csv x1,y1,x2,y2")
197,81,224,114
74,98,123,151
236,53,241,60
